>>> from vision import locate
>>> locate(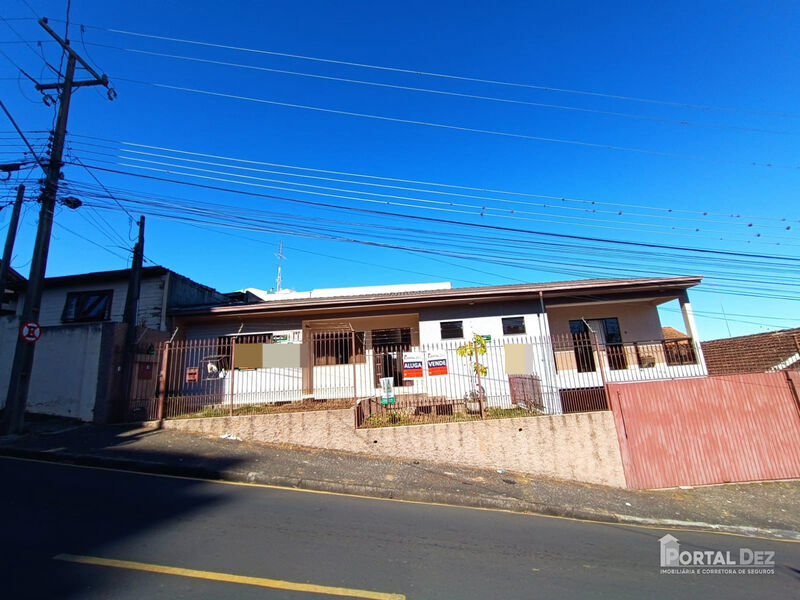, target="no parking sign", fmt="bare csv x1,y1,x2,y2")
20,321,41,343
